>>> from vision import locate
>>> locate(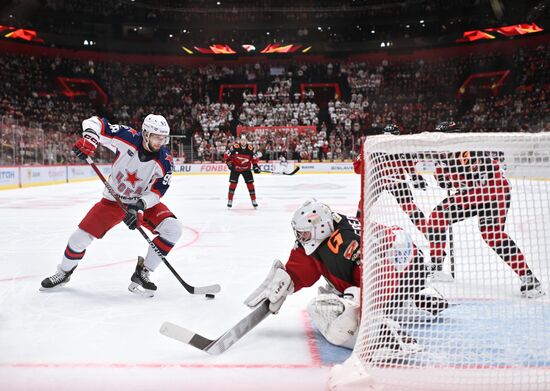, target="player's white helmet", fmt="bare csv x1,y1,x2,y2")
142,114,170,145
292,199,335,255
239,135,248,146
